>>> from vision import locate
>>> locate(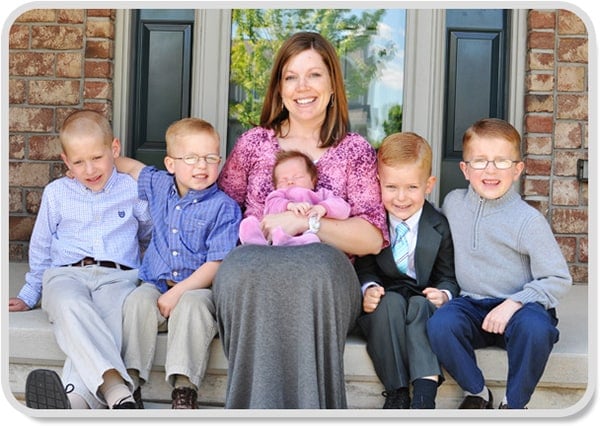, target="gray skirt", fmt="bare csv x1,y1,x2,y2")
213,242,362,408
